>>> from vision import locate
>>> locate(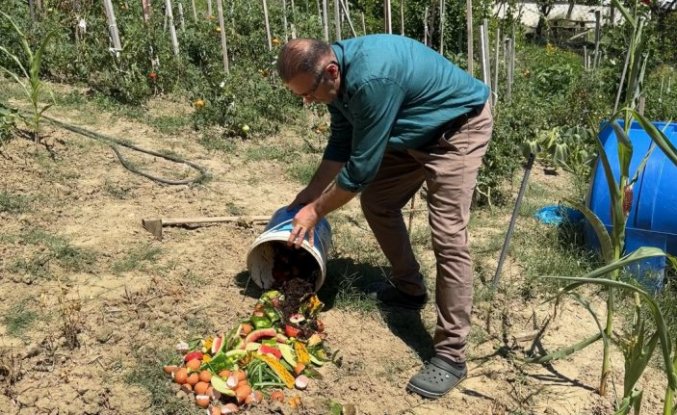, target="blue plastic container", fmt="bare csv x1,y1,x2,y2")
246,206,332,292
585,120,677,284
